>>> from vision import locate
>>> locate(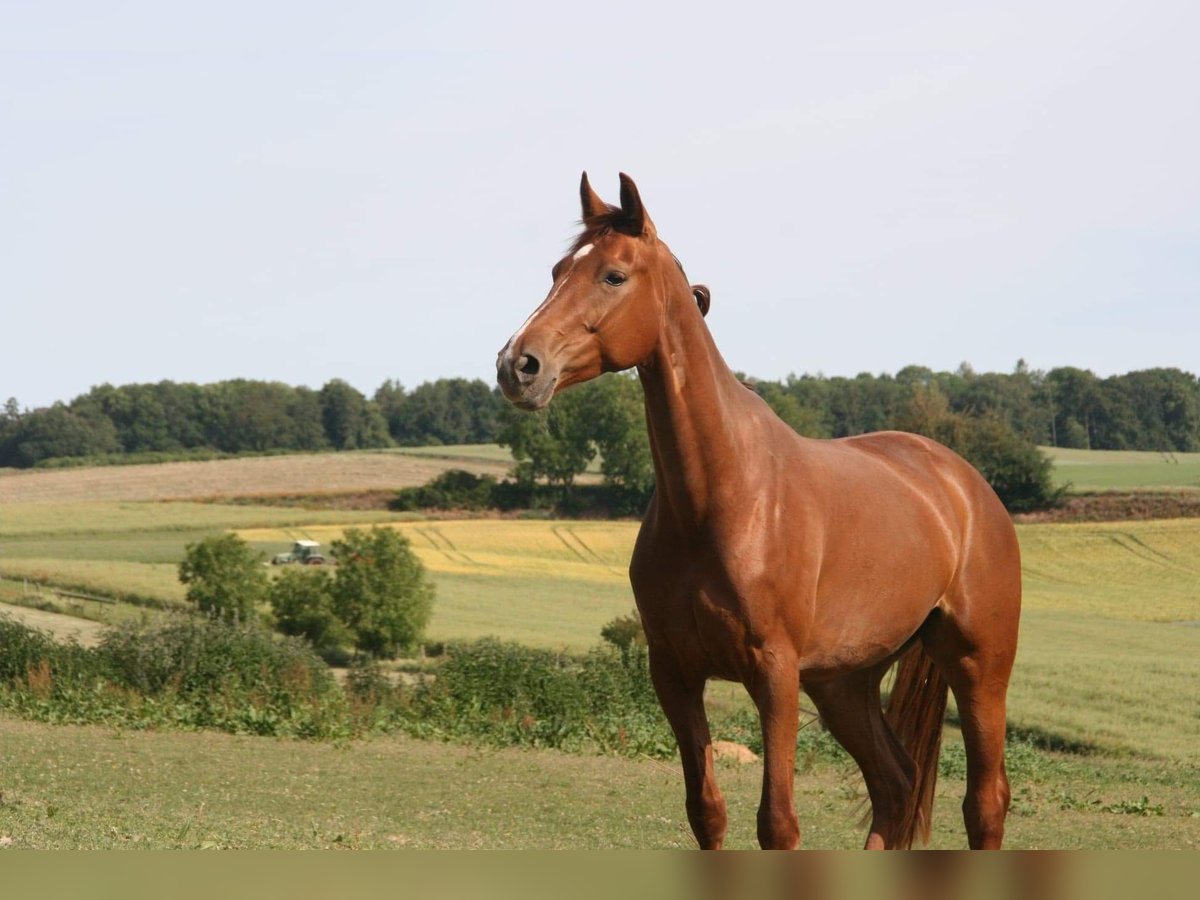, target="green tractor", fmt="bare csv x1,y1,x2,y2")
271,540,328,566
